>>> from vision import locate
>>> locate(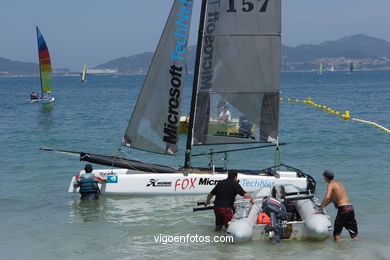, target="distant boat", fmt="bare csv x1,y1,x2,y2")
349,62,354,73
81,64,87,82
317,63,323,75
31,26,54,103
330,64,335,72
113,67,118,78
